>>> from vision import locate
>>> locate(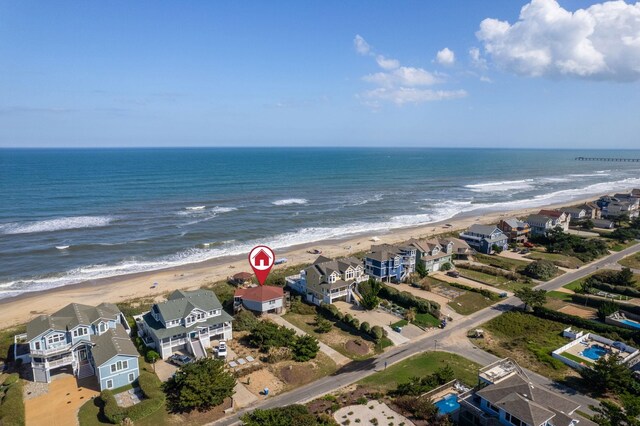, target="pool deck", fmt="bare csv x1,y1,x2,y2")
562,338,624,364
